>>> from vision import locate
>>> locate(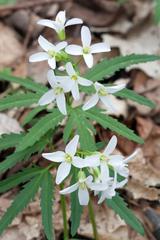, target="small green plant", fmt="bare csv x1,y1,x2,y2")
0,10,159,240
